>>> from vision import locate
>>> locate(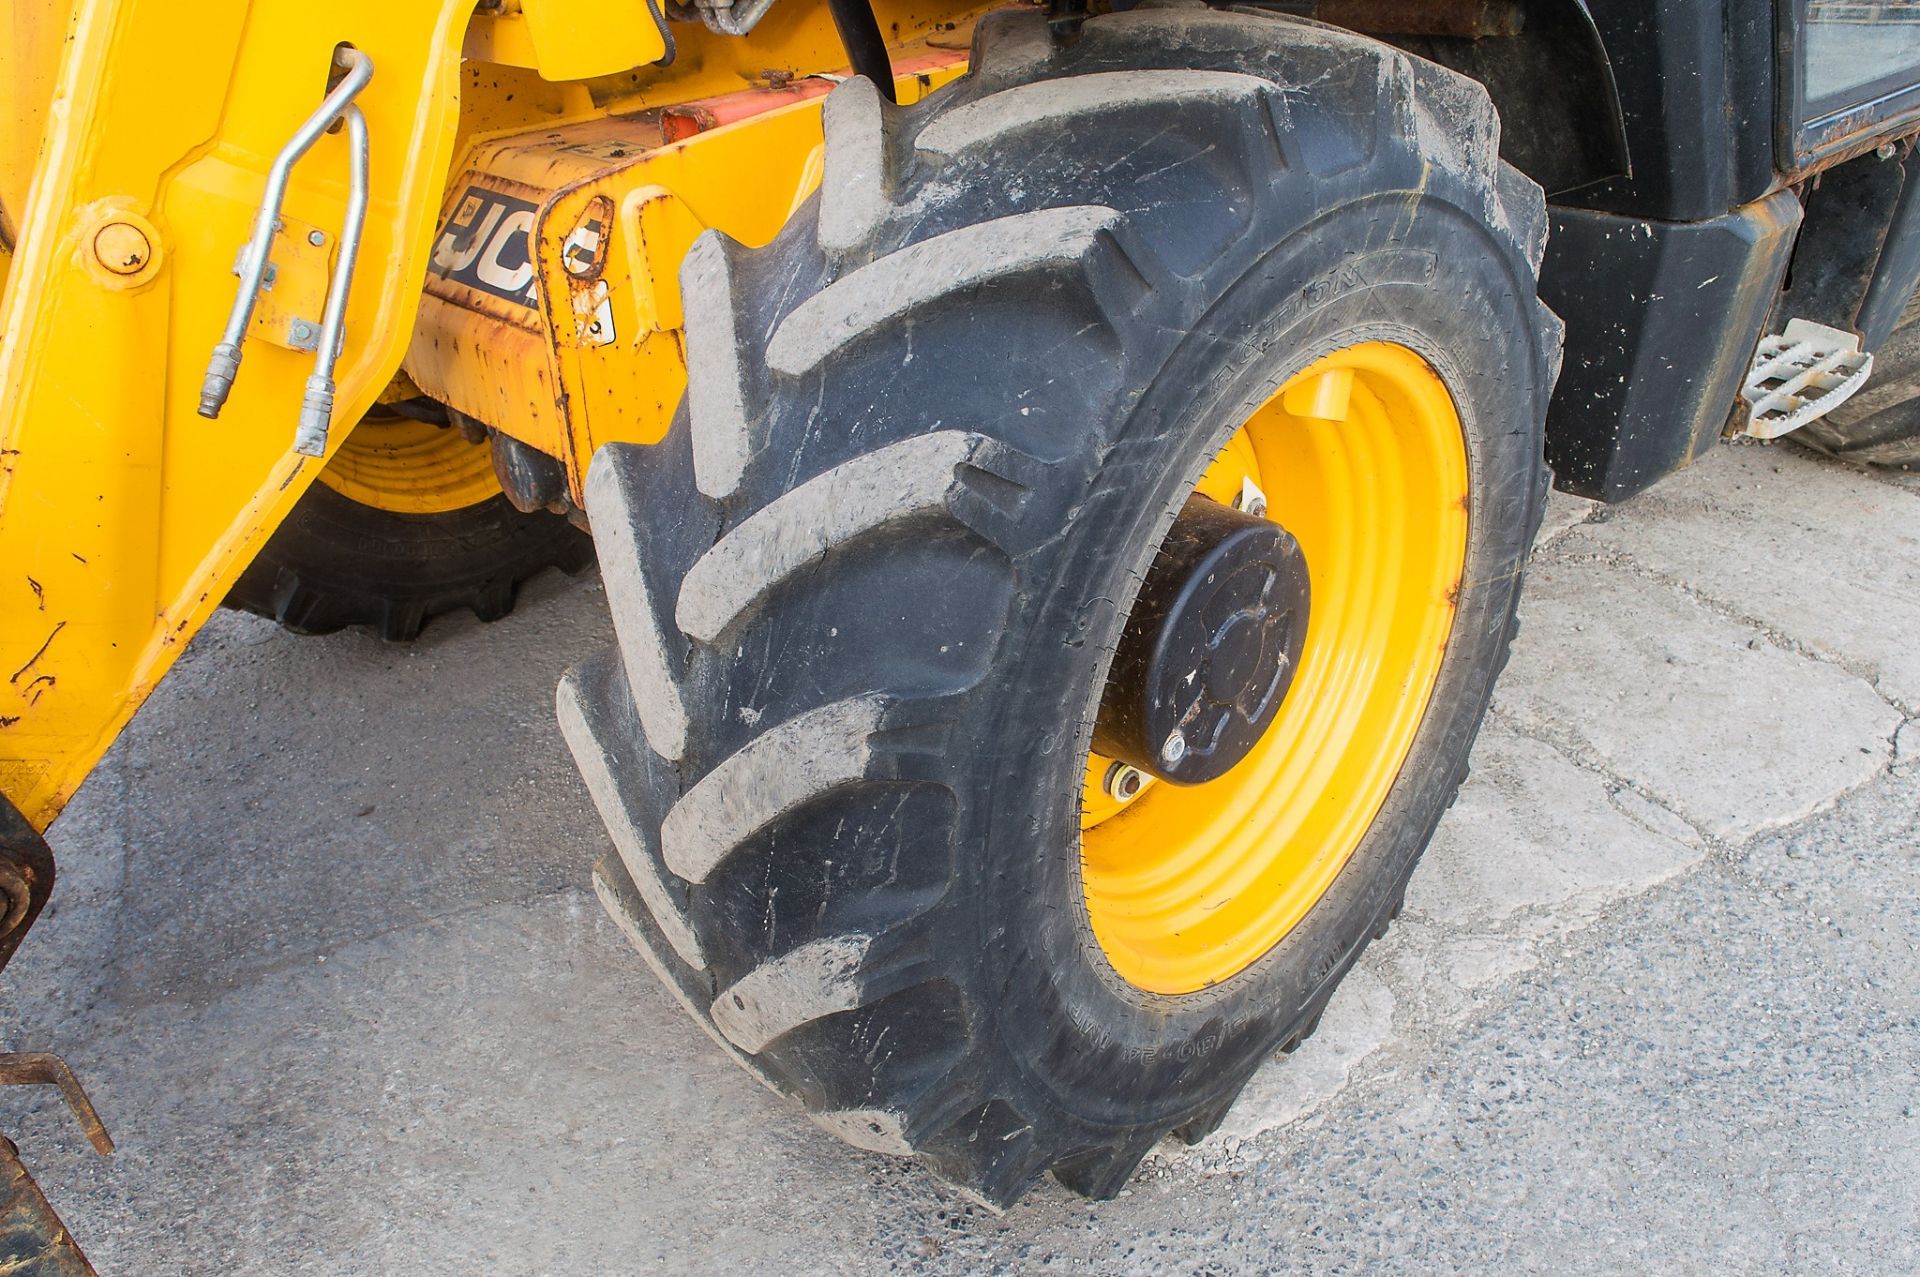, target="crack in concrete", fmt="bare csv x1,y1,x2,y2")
1545,536,1919,718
